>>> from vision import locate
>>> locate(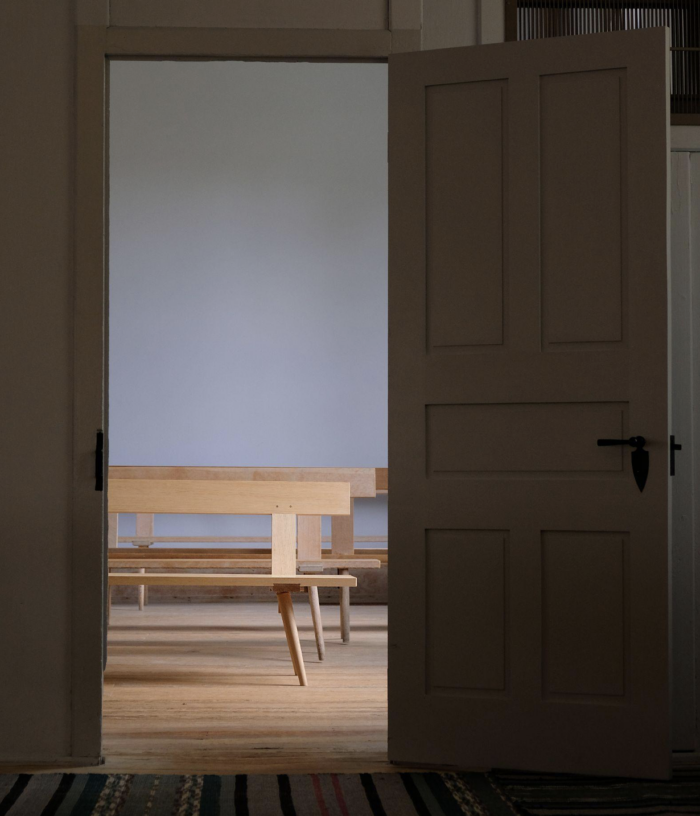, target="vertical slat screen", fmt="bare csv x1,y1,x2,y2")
507,0,700,119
